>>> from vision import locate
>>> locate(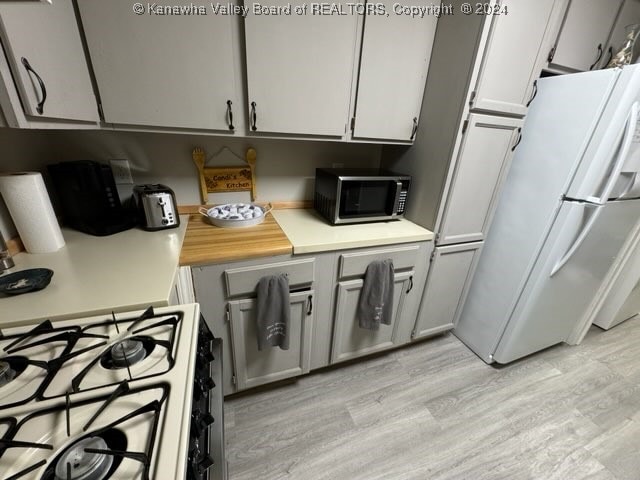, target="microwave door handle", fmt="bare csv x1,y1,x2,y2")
393,181,402,215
